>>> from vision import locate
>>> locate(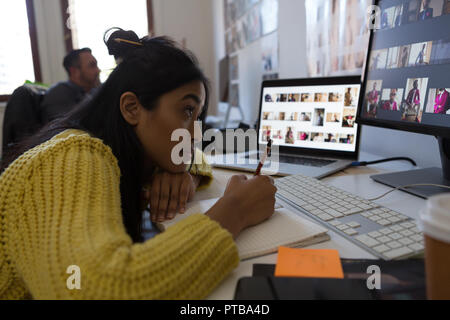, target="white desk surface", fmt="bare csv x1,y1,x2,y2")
199,151,427,300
